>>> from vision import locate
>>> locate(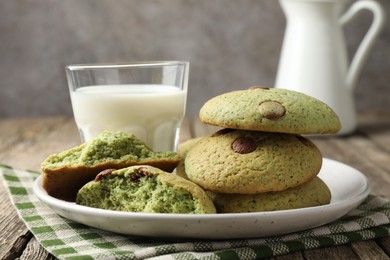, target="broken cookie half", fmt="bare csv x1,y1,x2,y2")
76,165,216,214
